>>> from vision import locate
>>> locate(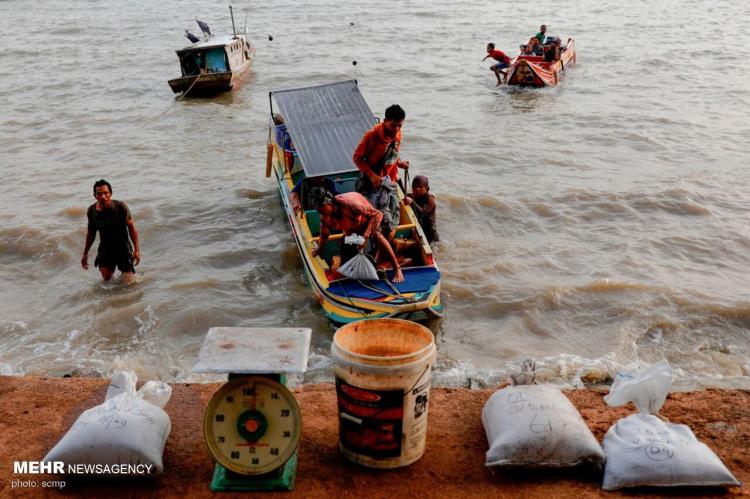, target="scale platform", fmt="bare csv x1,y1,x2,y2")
193,327,311,375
